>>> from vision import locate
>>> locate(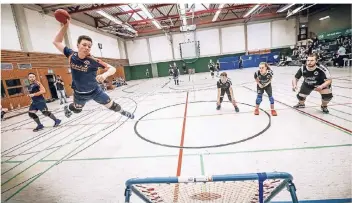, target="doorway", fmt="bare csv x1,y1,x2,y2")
46,75,58,100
